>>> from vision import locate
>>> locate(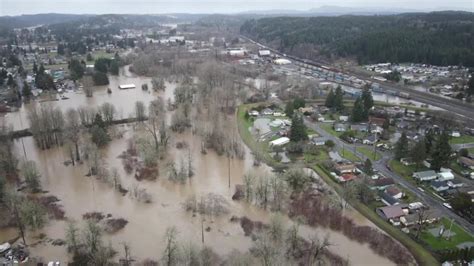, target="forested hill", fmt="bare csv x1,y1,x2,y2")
240,11,474,67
